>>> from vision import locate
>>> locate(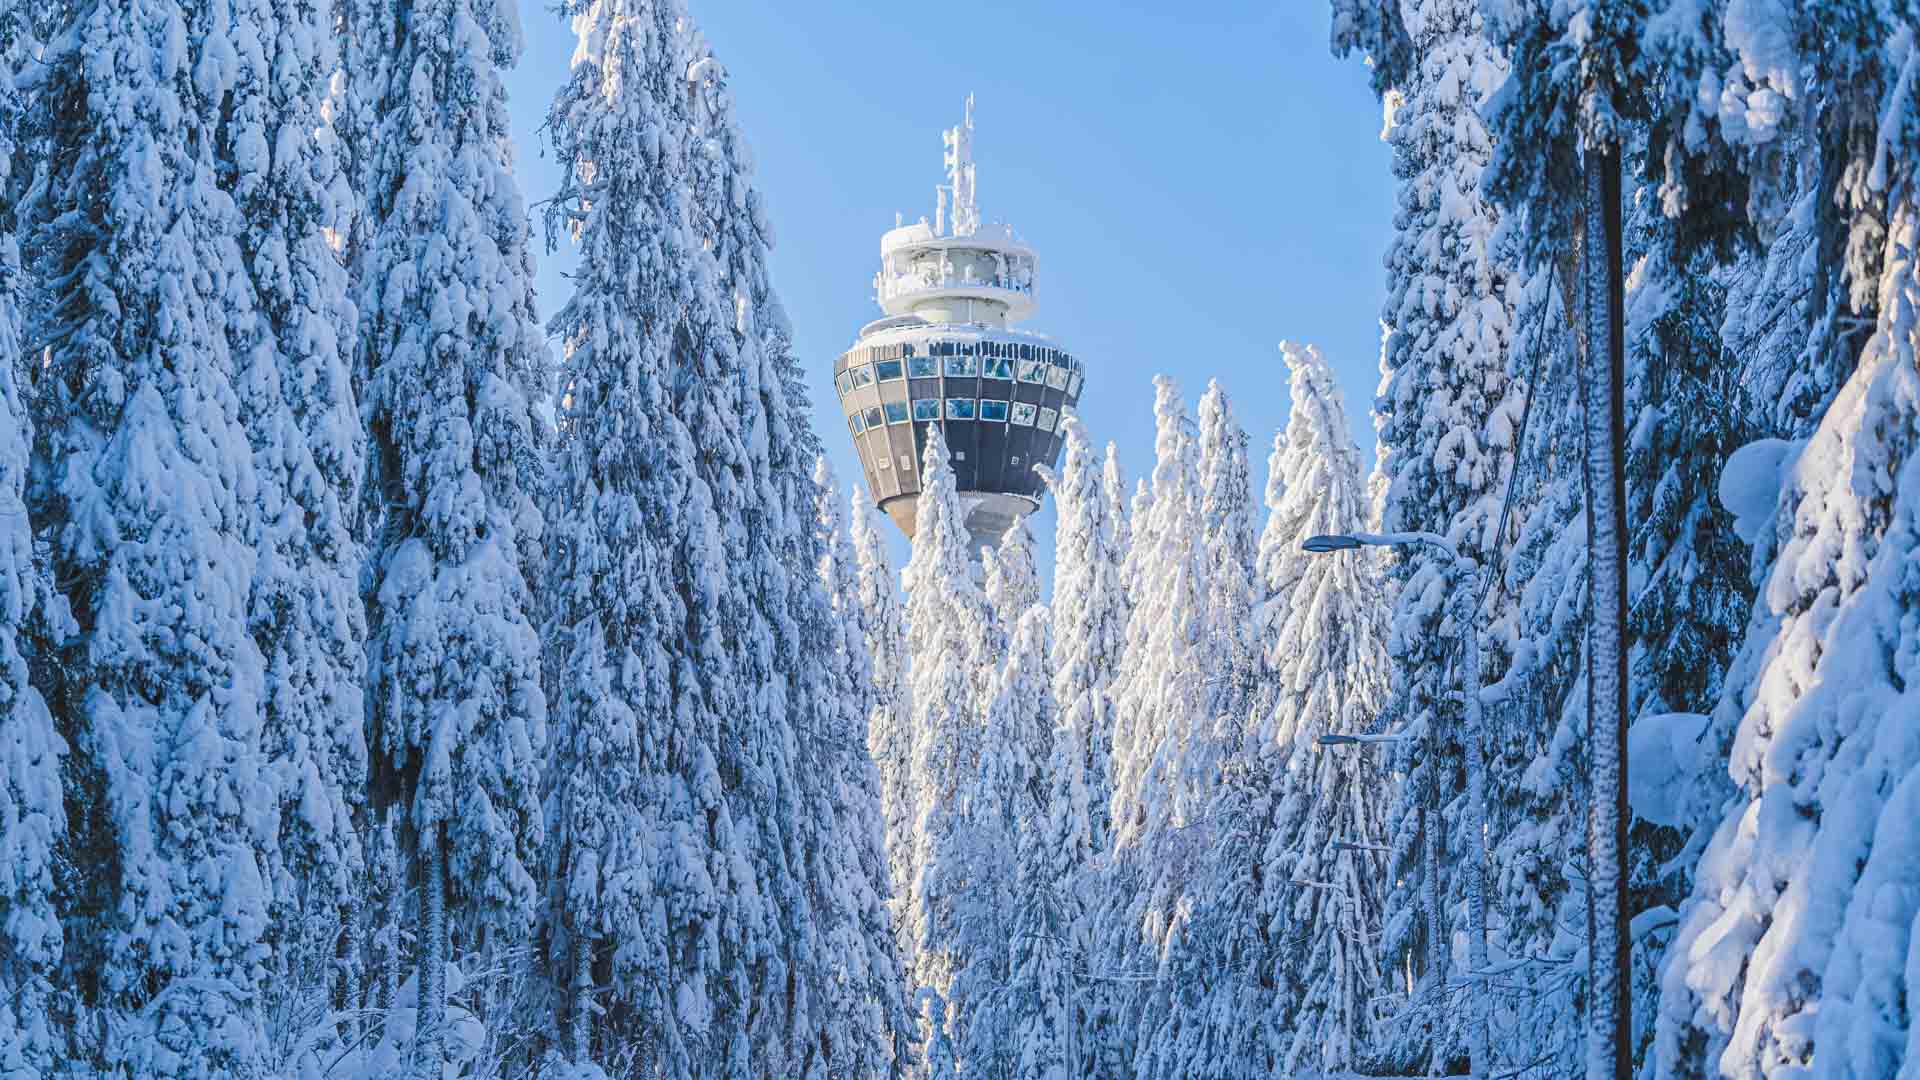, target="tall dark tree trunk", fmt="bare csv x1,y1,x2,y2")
416,824,447,1076
1577,144,1632,1080
1420,803,1445,1078
572,934,593,1064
